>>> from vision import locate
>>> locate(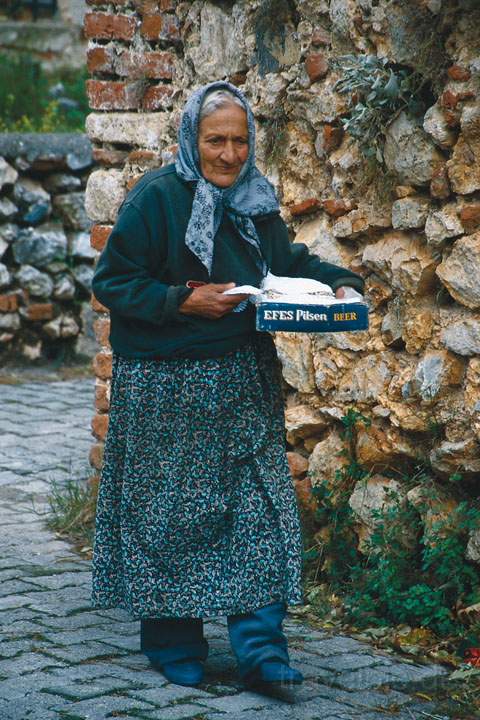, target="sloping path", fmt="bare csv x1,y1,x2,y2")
0,377,451,720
